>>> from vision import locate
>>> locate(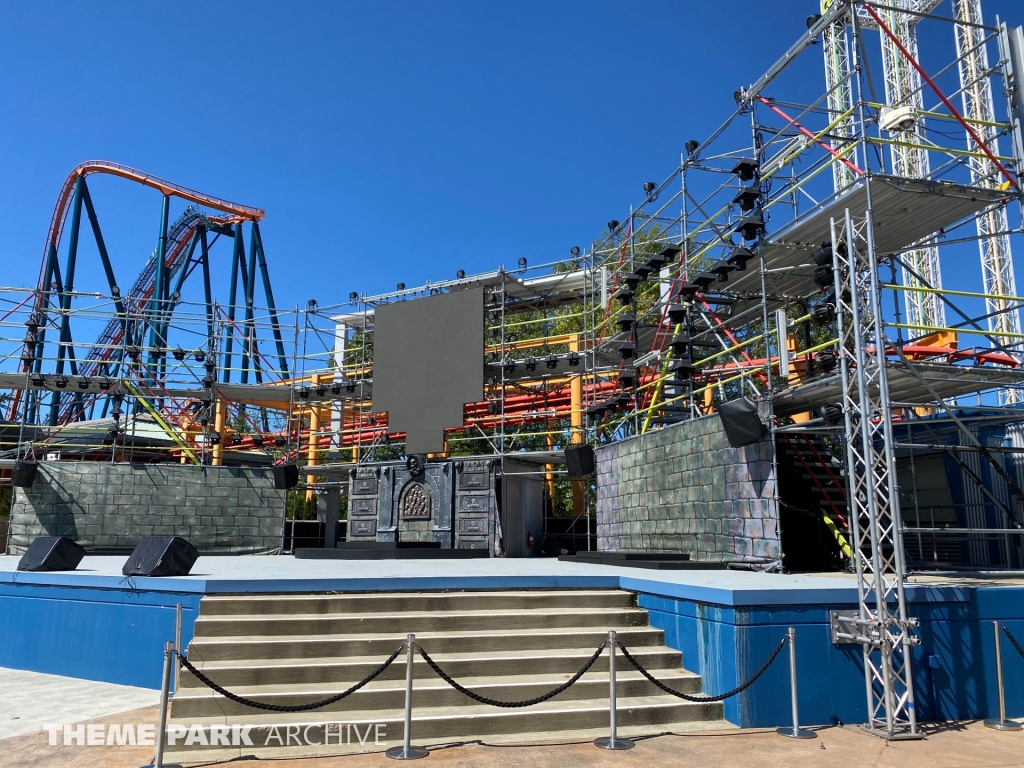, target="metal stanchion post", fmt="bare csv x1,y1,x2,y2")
386,634,429,759
777,627,815,739
173,604,182,693
595,630,635,750
984,621,1022,731
142,641,175,768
